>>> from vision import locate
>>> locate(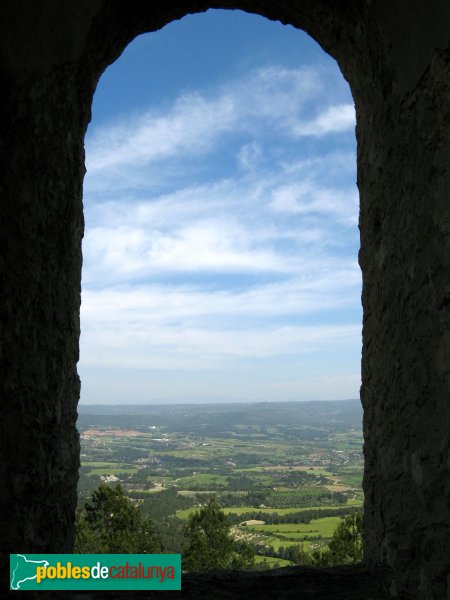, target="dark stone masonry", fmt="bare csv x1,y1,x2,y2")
1,1,450,598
